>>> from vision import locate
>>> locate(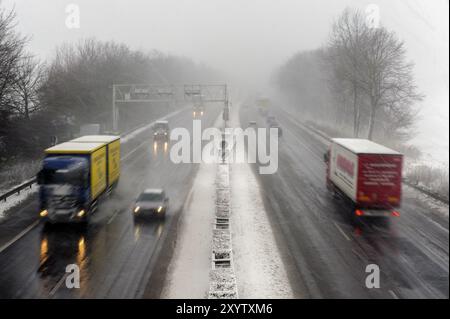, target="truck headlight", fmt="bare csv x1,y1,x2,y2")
157,206,163,213
77,210,85,218
134,206,140,213
39,210,48,217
